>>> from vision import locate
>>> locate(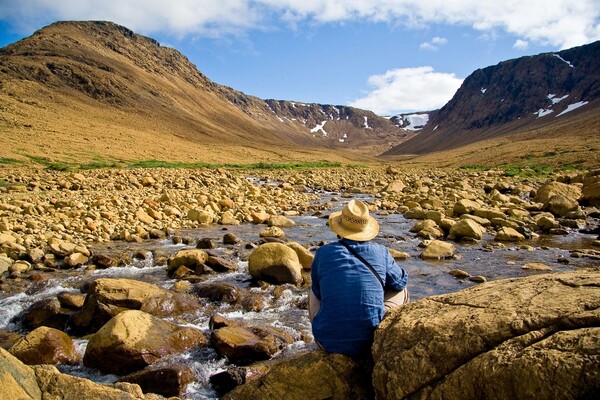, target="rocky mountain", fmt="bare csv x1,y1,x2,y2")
0,21,407,165
383,40,600,157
